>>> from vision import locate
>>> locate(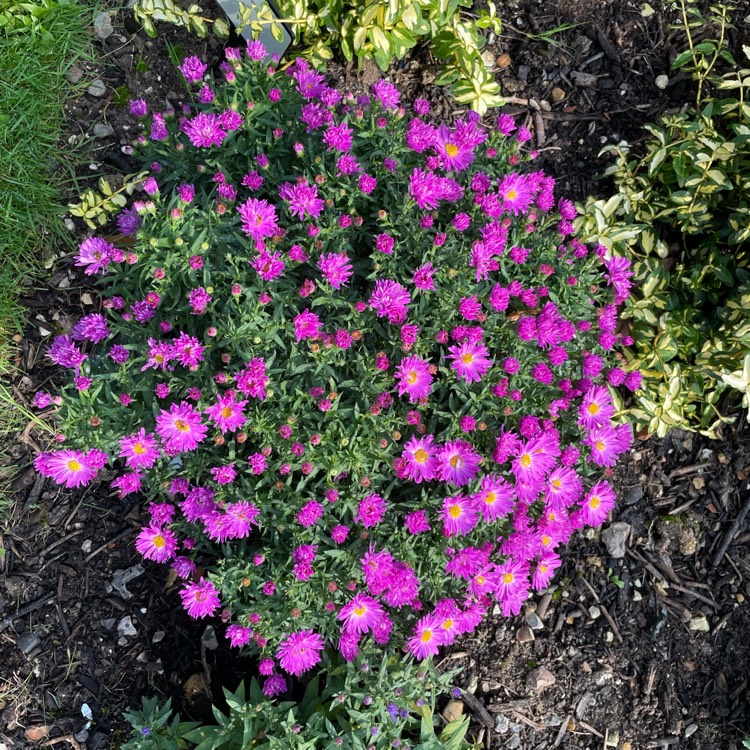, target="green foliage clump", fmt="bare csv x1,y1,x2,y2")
122,659,475,750
576,0,750,438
